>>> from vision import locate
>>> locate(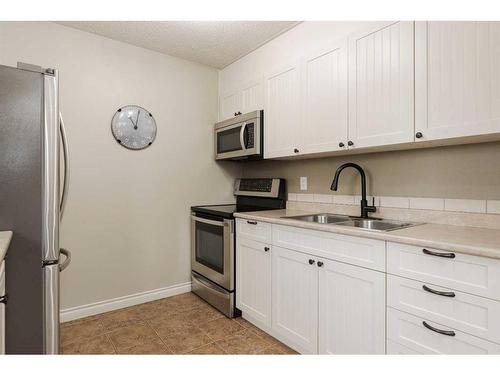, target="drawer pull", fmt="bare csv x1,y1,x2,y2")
422,284,455,298
246,220,258,225
264,247,270,252
422,321,456,337
422,248,456,258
